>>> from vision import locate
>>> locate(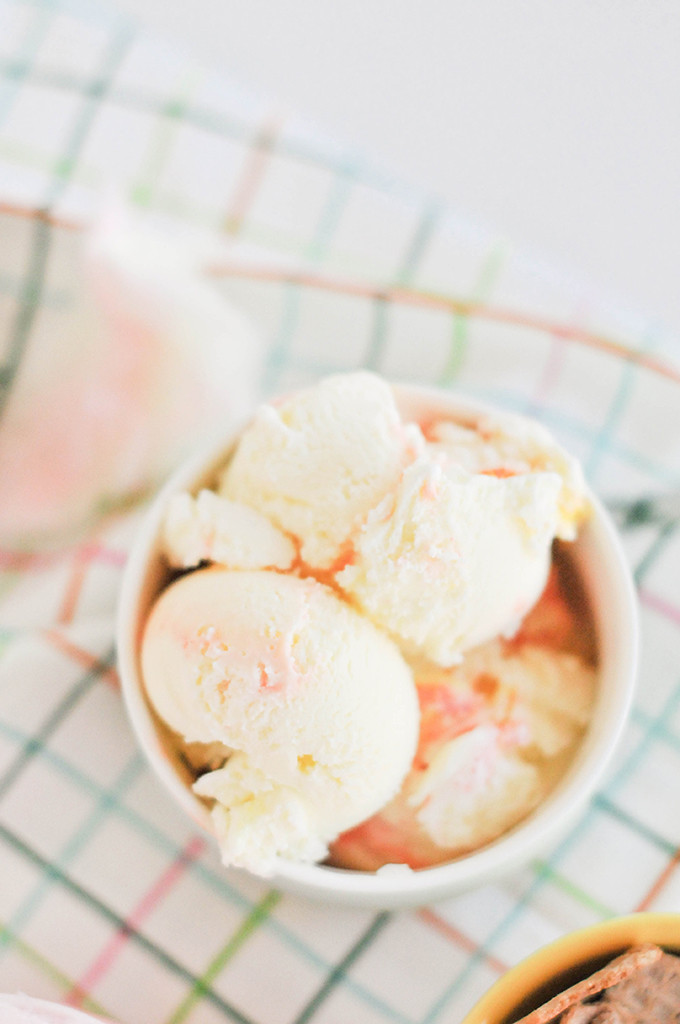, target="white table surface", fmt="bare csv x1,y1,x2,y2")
115,0,680,340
